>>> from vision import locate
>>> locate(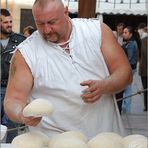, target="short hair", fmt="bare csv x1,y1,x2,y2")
23,26,34,32
117,23,125,28
23,26,36,35
28,28,36,35
1,8,11,16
